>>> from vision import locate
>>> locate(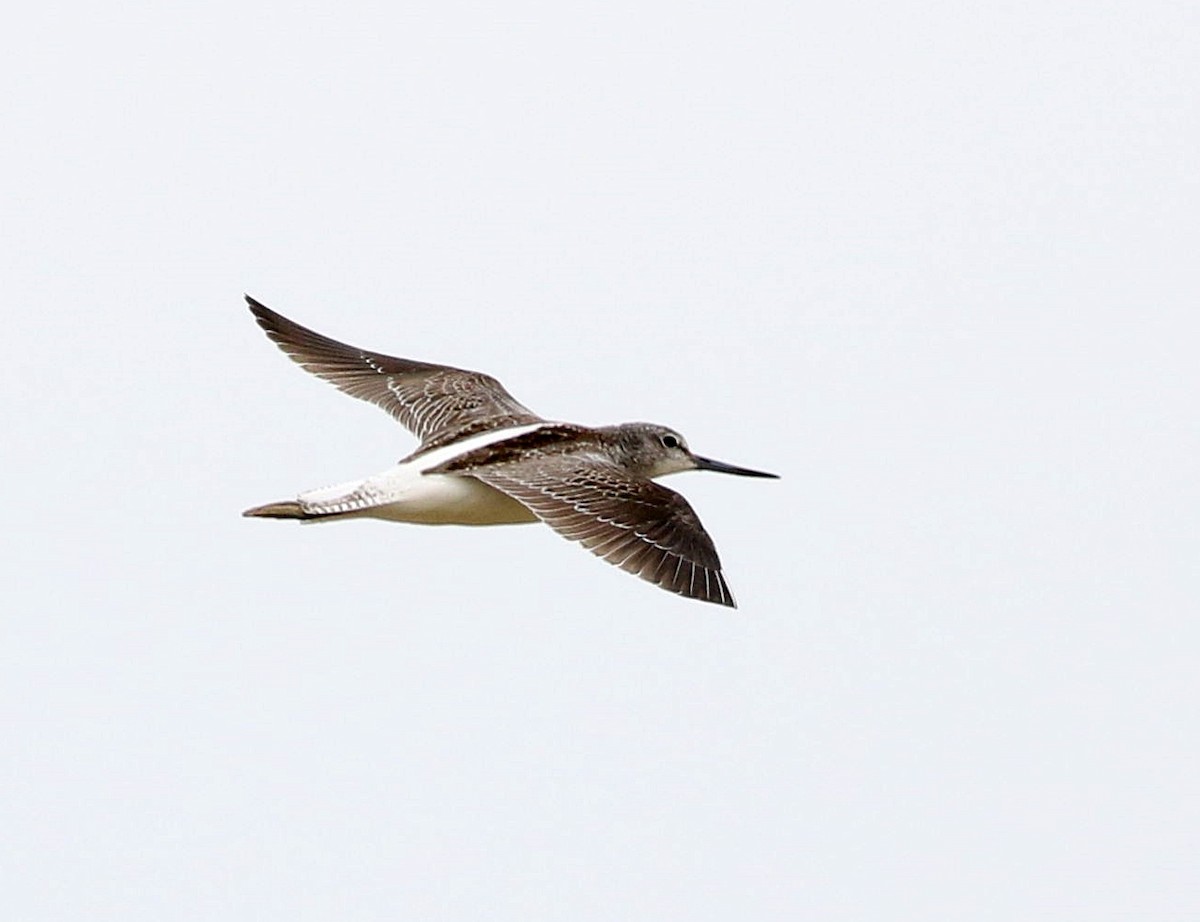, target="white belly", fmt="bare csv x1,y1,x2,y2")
295,423,546,526
366,474,538,525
